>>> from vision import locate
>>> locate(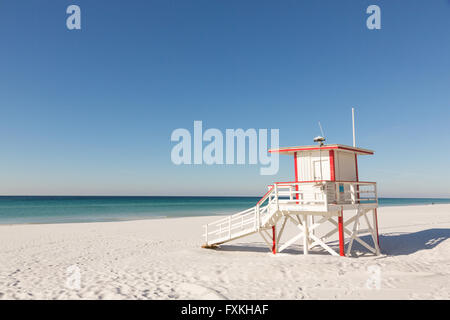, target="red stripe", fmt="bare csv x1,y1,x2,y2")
270,145,373,155
329,150,336,181
256,186,274,205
